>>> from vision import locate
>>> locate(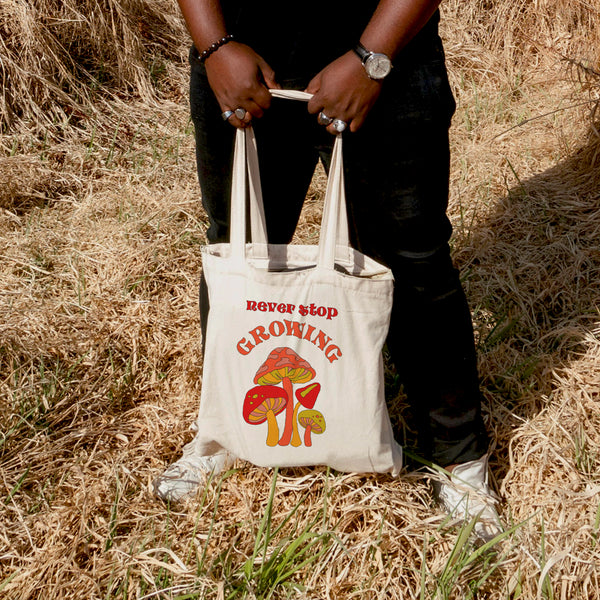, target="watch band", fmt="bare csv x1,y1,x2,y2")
352,42,371,64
